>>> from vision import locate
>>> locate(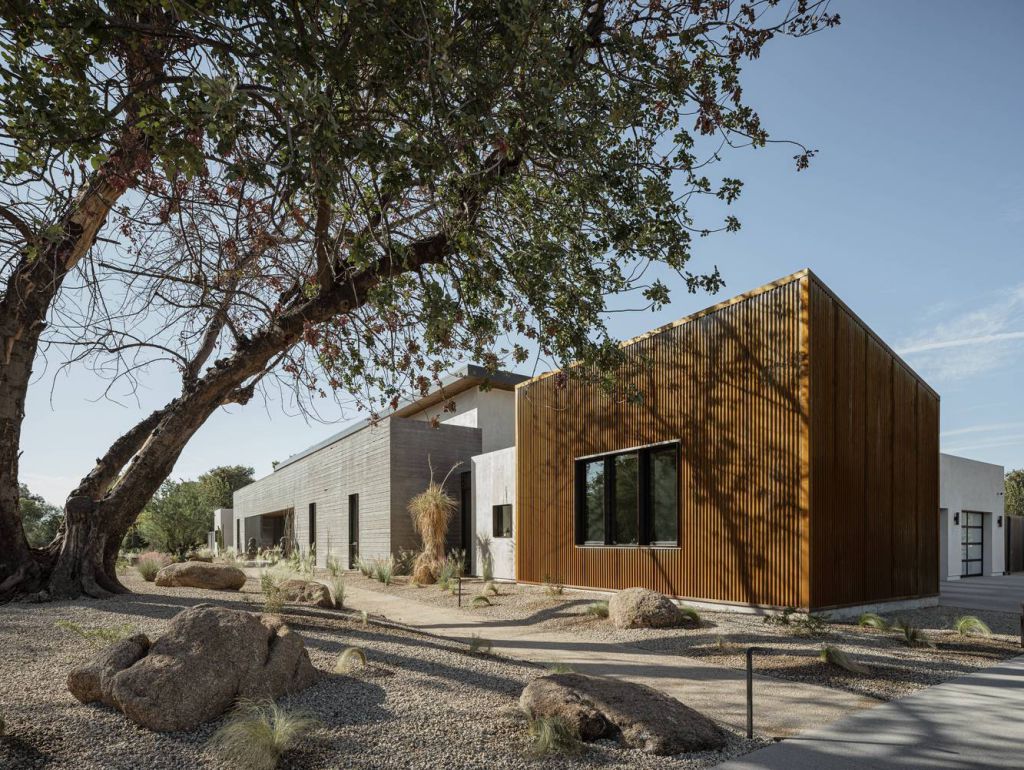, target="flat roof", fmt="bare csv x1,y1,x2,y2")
272,364,527,471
